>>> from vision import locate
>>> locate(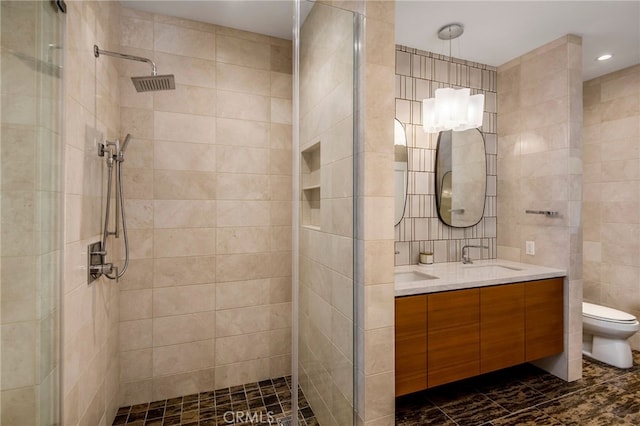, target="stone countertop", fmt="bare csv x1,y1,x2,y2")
395,259,566,297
